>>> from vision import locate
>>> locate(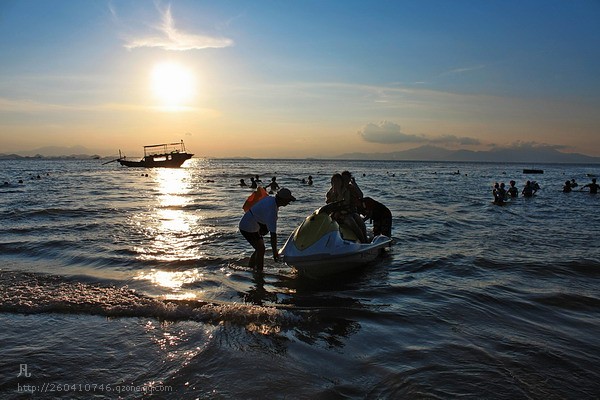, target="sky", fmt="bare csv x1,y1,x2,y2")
1,0,599,159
